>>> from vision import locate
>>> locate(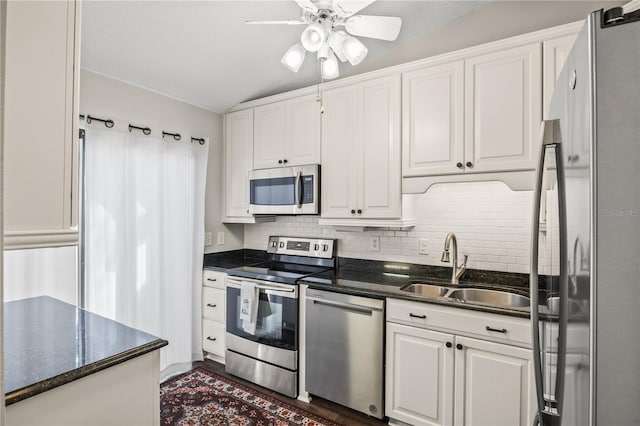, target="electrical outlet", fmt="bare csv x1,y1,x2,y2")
369,236,380,252
204,232,213,246
217,231,225,245
418,239,429,255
